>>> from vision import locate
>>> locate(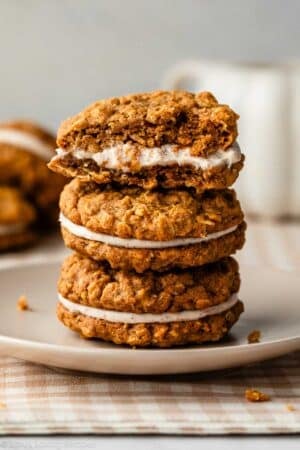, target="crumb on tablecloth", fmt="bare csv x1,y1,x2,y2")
245,389,270,402
17,295,29,311
247,330,261,344
286,404,296,412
